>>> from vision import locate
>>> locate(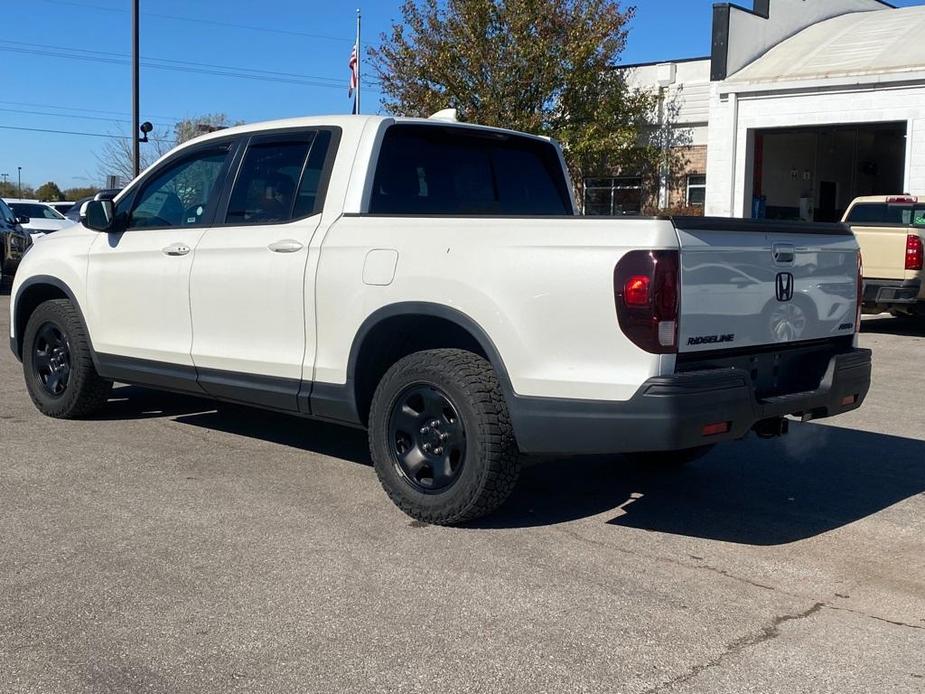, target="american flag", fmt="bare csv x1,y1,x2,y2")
348,44,358,99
